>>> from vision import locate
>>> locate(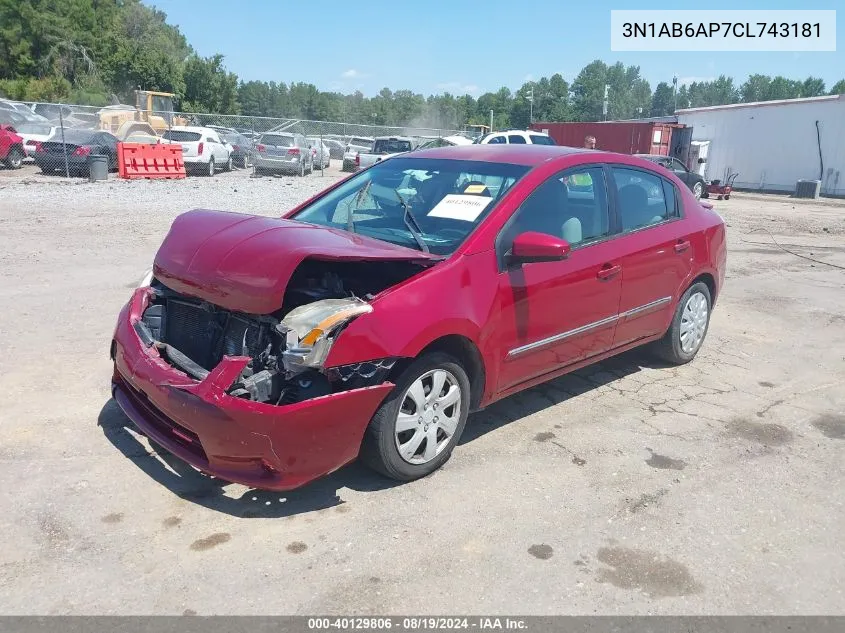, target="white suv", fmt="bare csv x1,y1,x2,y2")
476,130,556,145
161,126,233,176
